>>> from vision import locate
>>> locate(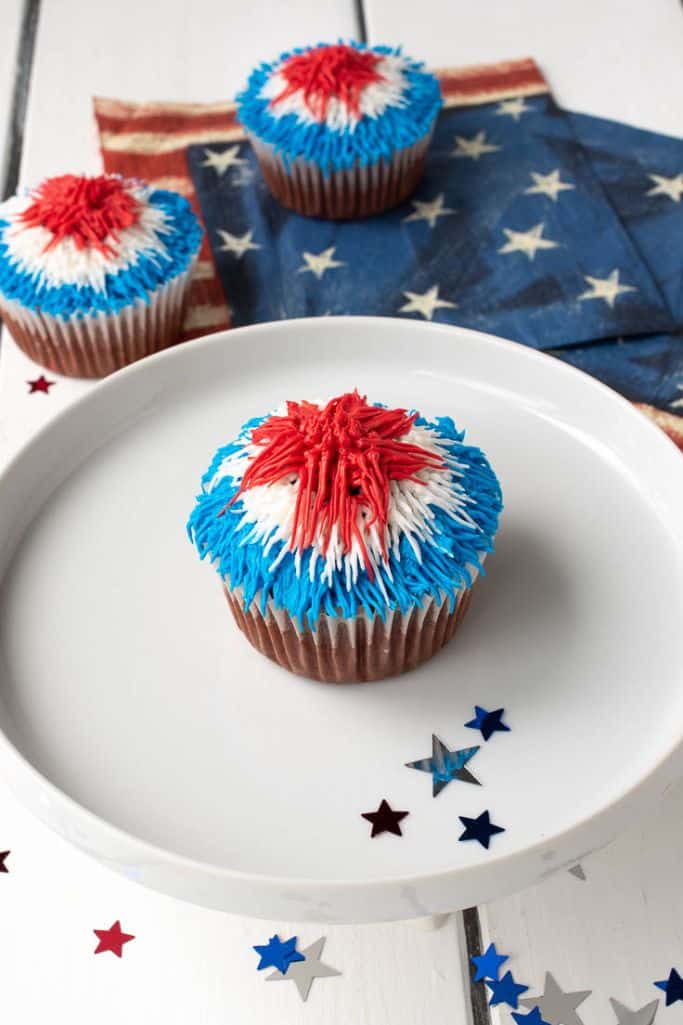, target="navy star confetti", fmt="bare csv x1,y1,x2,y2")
486,970,529,1009
0,850,9,873
459,811,505,849
253,935,305,974
655,968,683,1006
361,799,409,837
406,735,481,796
465,706,510,741
512,1009,551,1025
471,942,509,981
